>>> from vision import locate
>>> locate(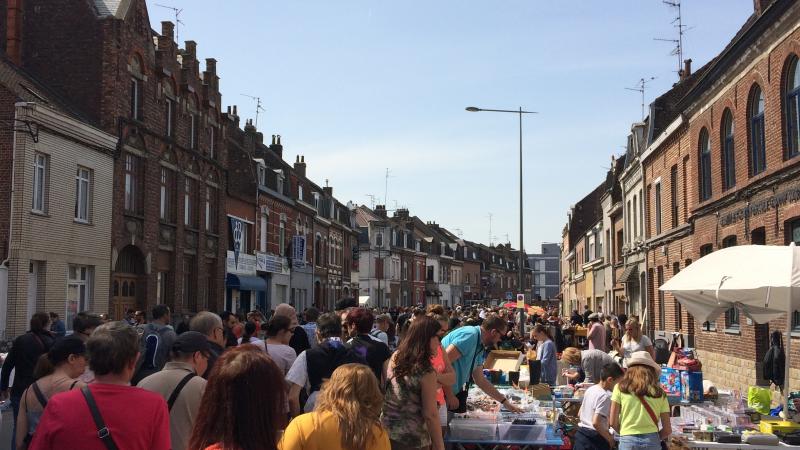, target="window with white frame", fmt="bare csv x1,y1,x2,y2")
75,167,91,222
298,184,304,202
66,265,92,331
160,166,176,223
260,213,268,253
279,219,286,256
276,170,284,194
32,152,48,213
123,153,140,214
190,112,199,149
205,184,218,232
